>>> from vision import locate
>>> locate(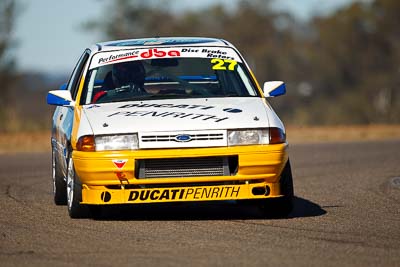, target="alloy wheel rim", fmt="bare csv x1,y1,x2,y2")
52,150,56,195
67,157,74,209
